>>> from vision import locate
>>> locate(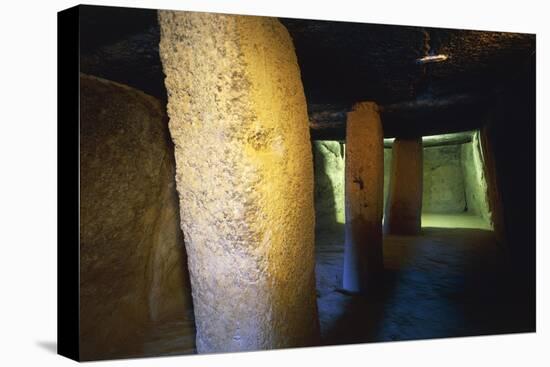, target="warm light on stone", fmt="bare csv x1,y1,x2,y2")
158,11,319,353
79,74,192,359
